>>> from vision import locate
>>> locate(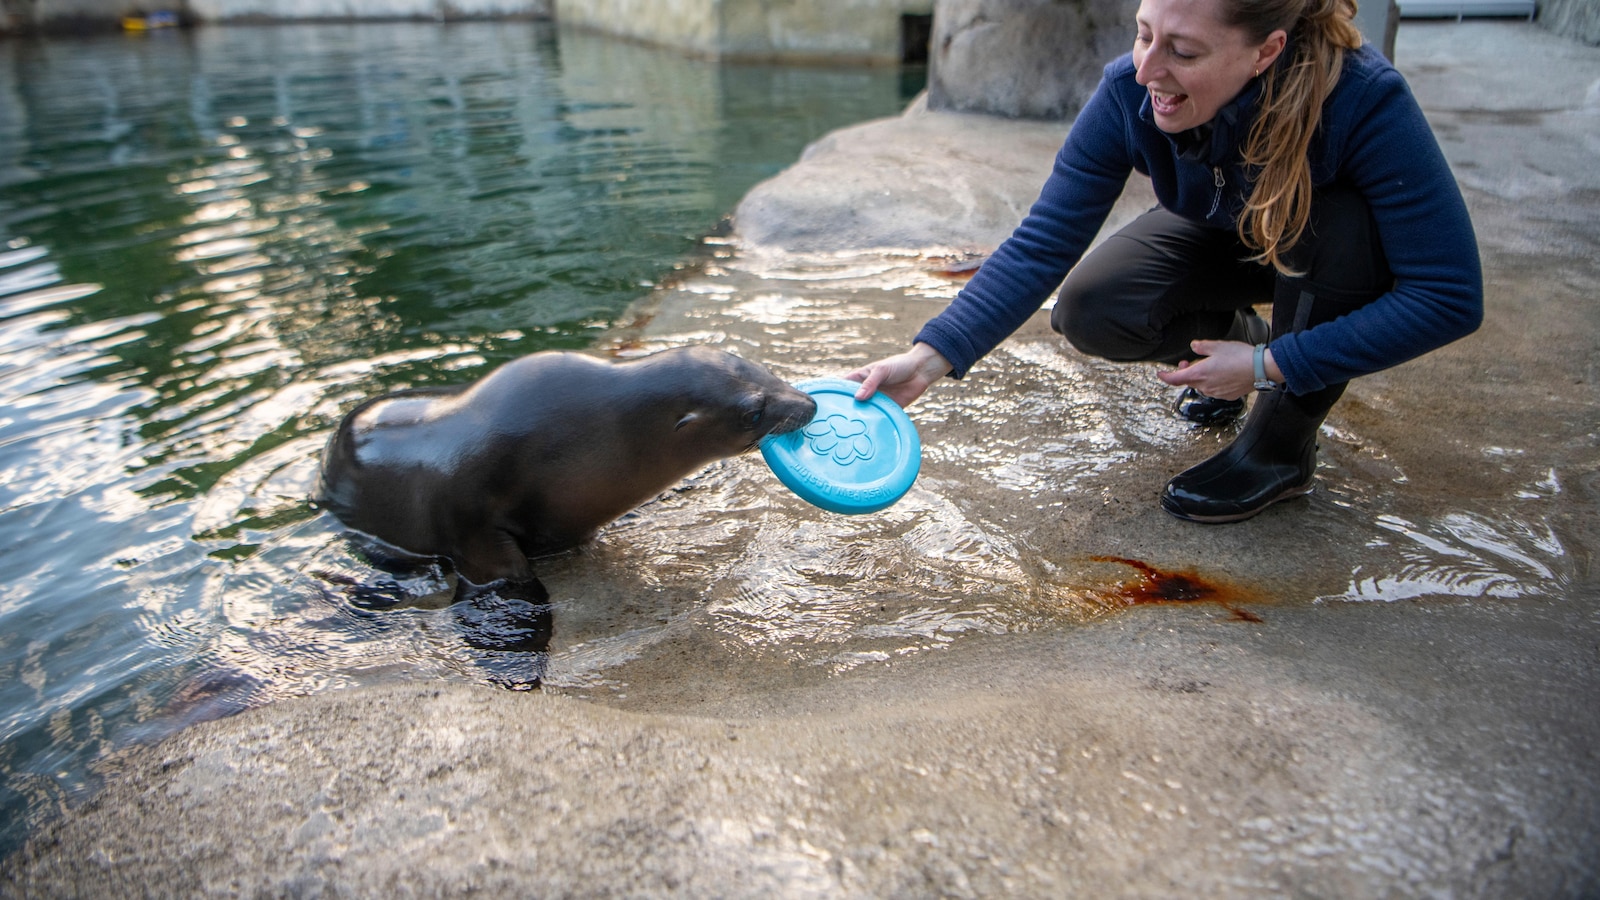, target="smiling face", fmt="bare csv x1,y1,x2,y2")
1132,0,1287,133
